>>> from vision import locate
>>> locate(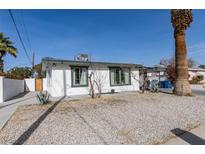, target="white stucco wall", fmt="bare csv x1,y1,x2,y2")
0,77,47,103
25,78,35,91
43,78,47,91
46,63,140,97
0,77,24,103
25,78,47,92
0,77,3,103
